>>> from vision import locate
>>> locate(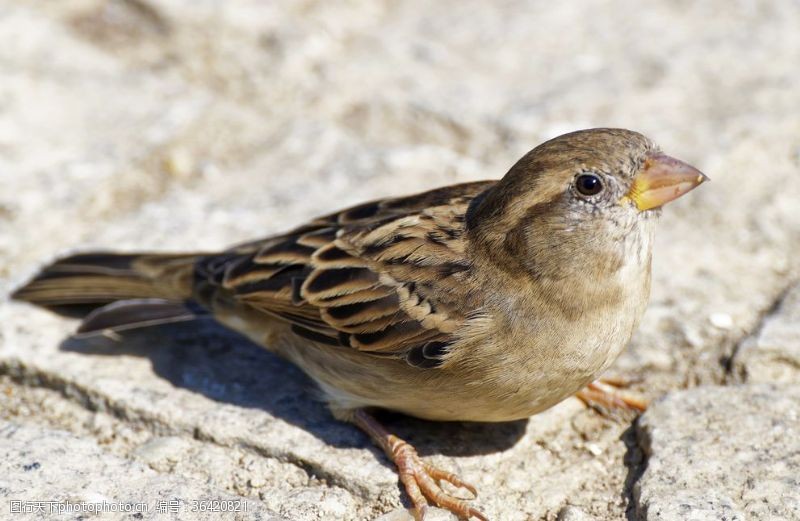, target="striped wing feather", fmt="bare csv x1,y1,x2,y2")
205,181,492,365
